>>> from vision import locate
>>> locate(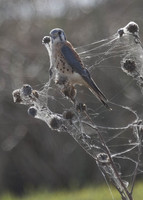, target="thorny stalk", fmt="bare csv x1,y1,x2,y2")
95,126,134,200
130,121,143,195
